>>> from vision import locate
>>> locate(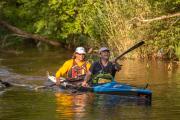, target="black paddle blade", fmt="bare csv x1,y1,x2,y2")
114,40,145,62
136,40,145,47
